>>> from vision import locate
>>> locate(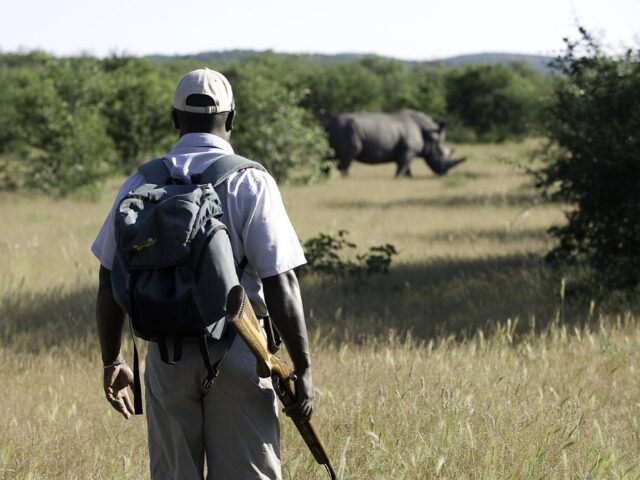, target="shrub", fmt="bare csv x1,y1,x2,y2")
299,230,398,279
534,28,640,290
